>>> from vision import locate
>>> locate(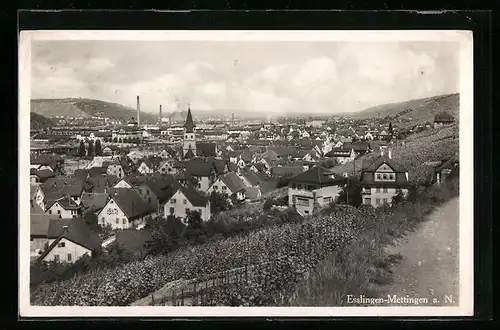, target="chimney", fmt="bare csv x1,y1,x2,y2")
136,95,140,126
159,105,162,126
